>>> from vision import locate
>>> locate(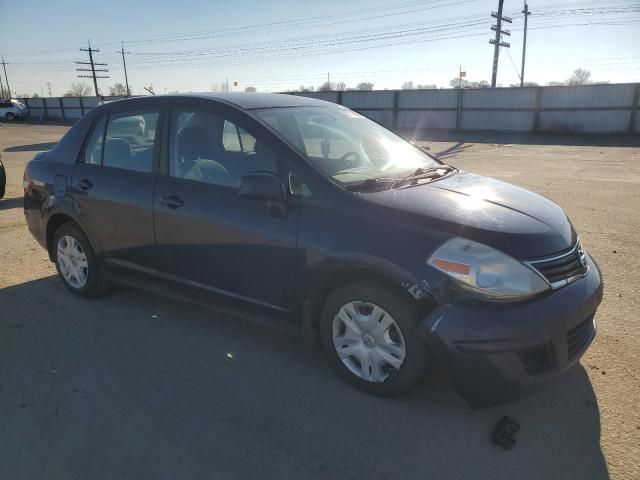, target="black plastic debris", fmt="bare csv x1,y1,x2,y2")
491,416,520,450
